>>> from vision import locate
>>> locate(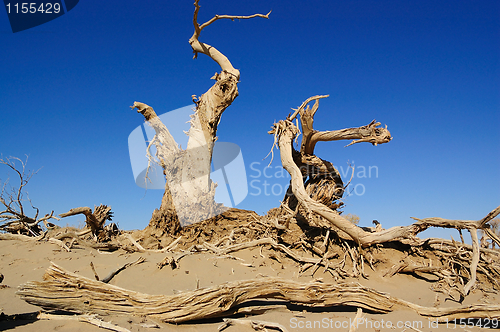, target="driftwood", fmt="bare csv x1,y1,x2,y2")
17,263,500,323
203,238,337,273
37,312,131,332
219,318,289,332
0,229,120,252
54,230,120,251
59,205,113,241
0,231,47,241
100,257,145,283
124,233,180,253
